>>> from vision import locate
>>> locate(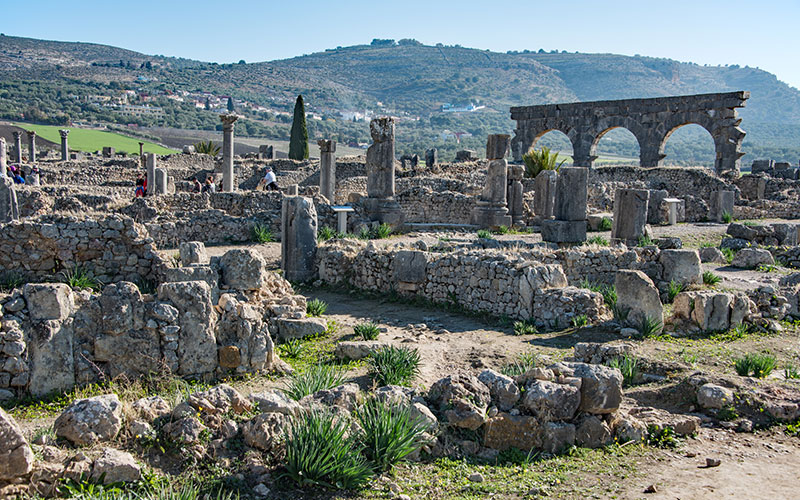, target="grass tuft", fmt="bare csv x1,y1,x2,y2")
702,271,721,286
512,319,538,336
571,314,589,328
476,229,494,240
598,217,613,231
282,364,346,400
667,280,685,303
367,346,420,386
306,298,328,317
60,265,102,291
499,352,538,377
637,316,662,337
356,397,428,472
734,352,777,378
586,235,609,246
353,322,381,341
252,223,274,243
607,355,639,387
